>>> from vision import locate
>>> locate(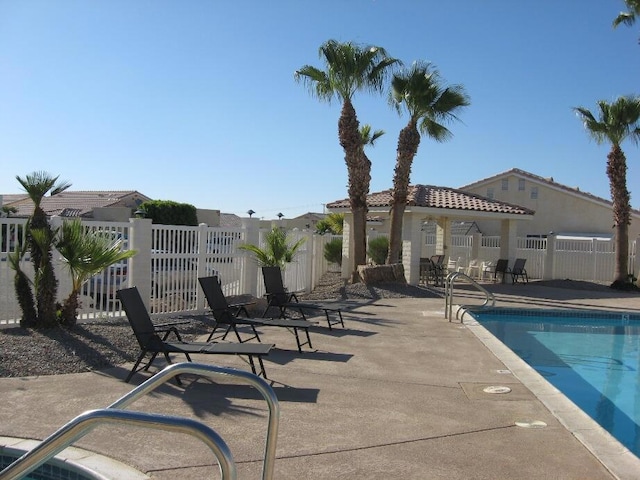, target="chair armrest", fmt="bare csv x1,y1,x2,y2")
160,326,183,341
